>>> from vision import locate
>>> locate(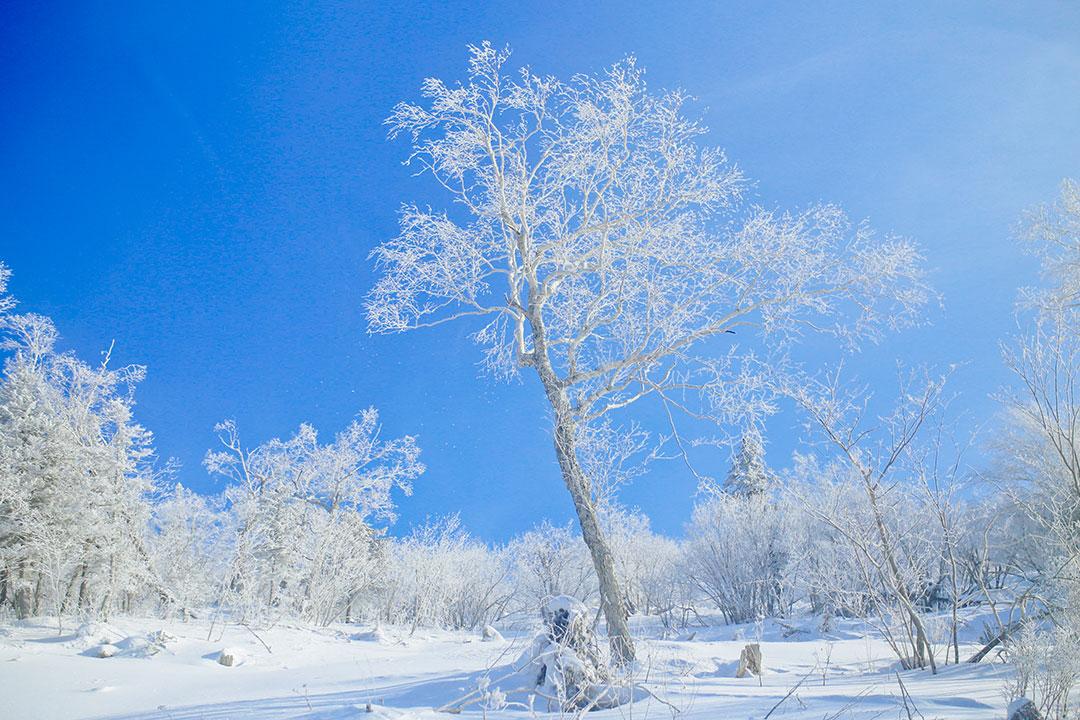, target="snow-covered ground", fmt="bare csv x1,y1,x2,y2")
0,614,1011,719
